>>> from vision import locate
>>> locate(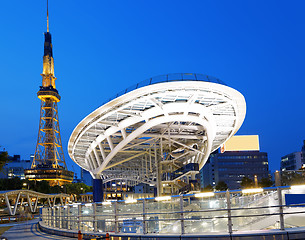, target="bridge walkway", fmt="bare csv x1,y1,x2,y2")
1,219,74,239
